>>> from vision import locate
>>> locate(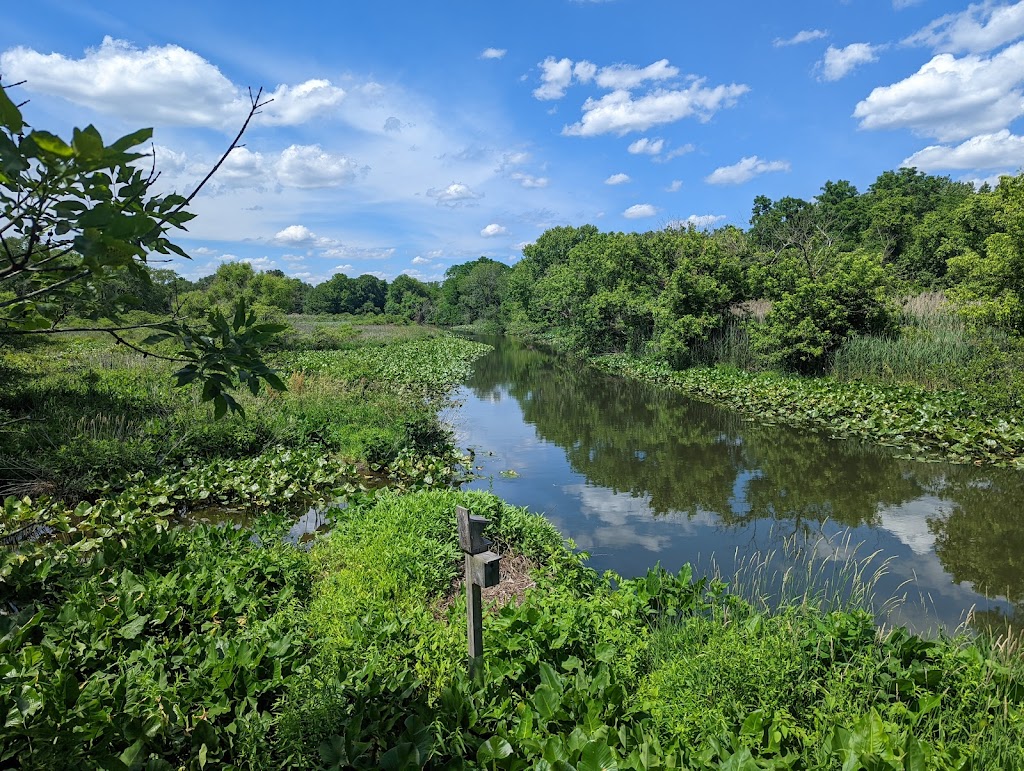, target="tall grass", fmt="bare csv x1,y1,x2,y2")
643,529,1024,767
690,317,761,370
830,292,978,390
